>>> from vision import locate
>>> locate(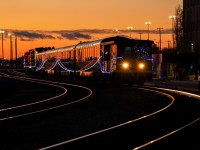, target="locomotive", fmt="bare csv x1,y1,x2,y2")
24,36,154,86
